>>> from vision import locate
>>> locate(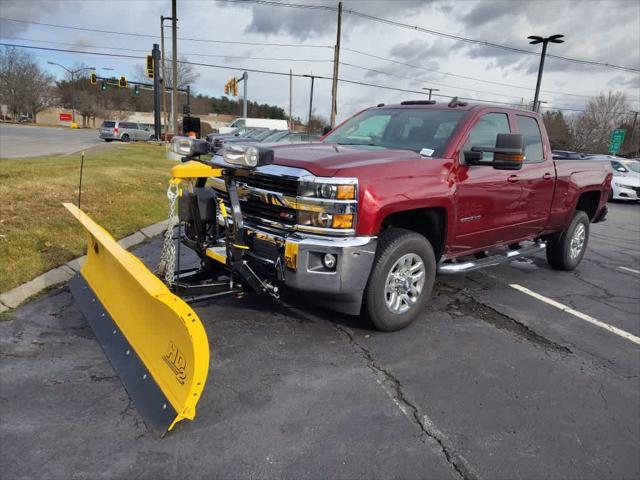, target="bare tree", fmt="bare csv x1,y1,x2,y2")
0,47,55,121
569,91,630,153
